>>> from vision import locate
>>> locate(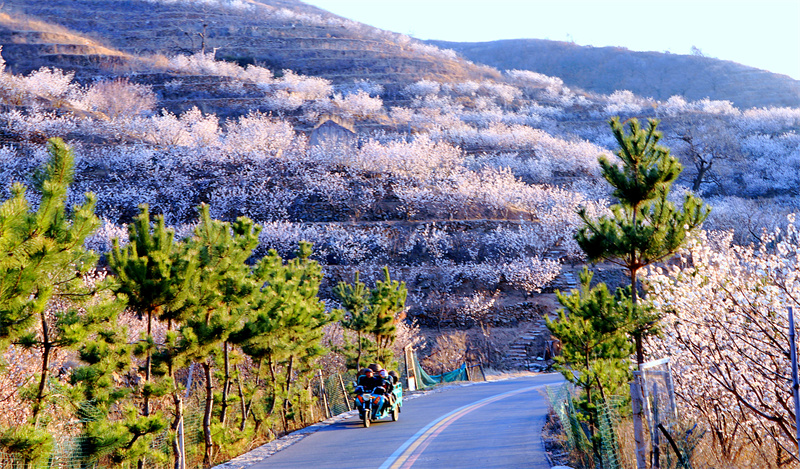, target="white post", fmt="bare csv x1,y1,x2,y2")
631,373,648,469
177,417,186,469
